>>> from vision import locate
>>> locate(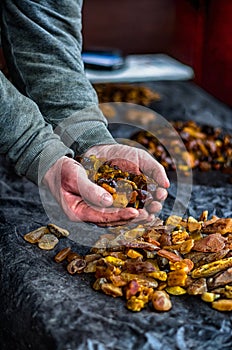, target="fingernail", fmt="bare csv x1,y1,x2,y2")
101,193,113,205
